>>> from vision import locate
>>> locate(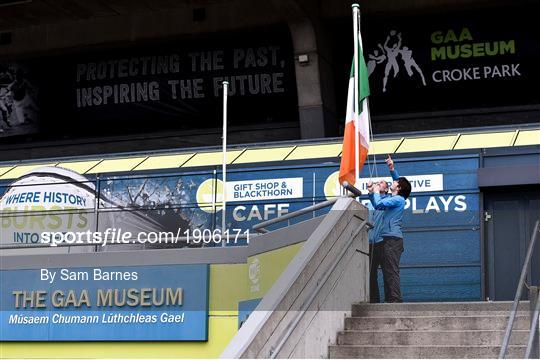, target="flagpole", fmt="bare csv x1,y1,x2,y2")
357,6,376,179
221,81,229,246
352,4,360,187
